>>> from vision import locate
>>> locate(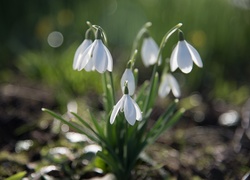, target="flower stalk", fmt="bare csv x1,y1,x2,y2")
43,21,203,179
